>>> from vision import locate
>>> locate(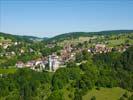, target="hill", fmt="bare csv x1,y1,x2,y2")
0,32,43,42
1,30,133,42
49,30,133,42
